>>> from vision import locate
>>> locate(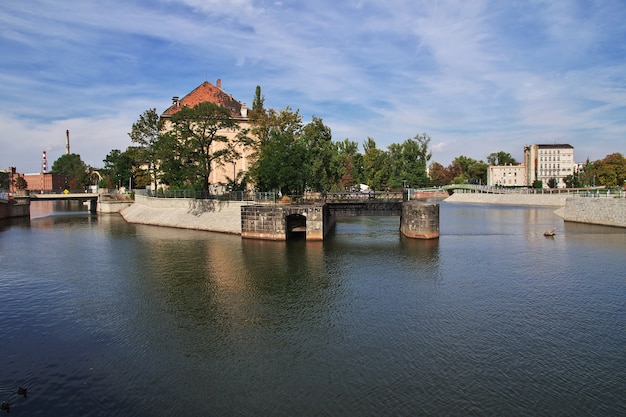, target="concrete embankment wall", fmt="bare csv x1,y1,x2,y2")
445,192,569,206
554,198,626,228
120,194,244,234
